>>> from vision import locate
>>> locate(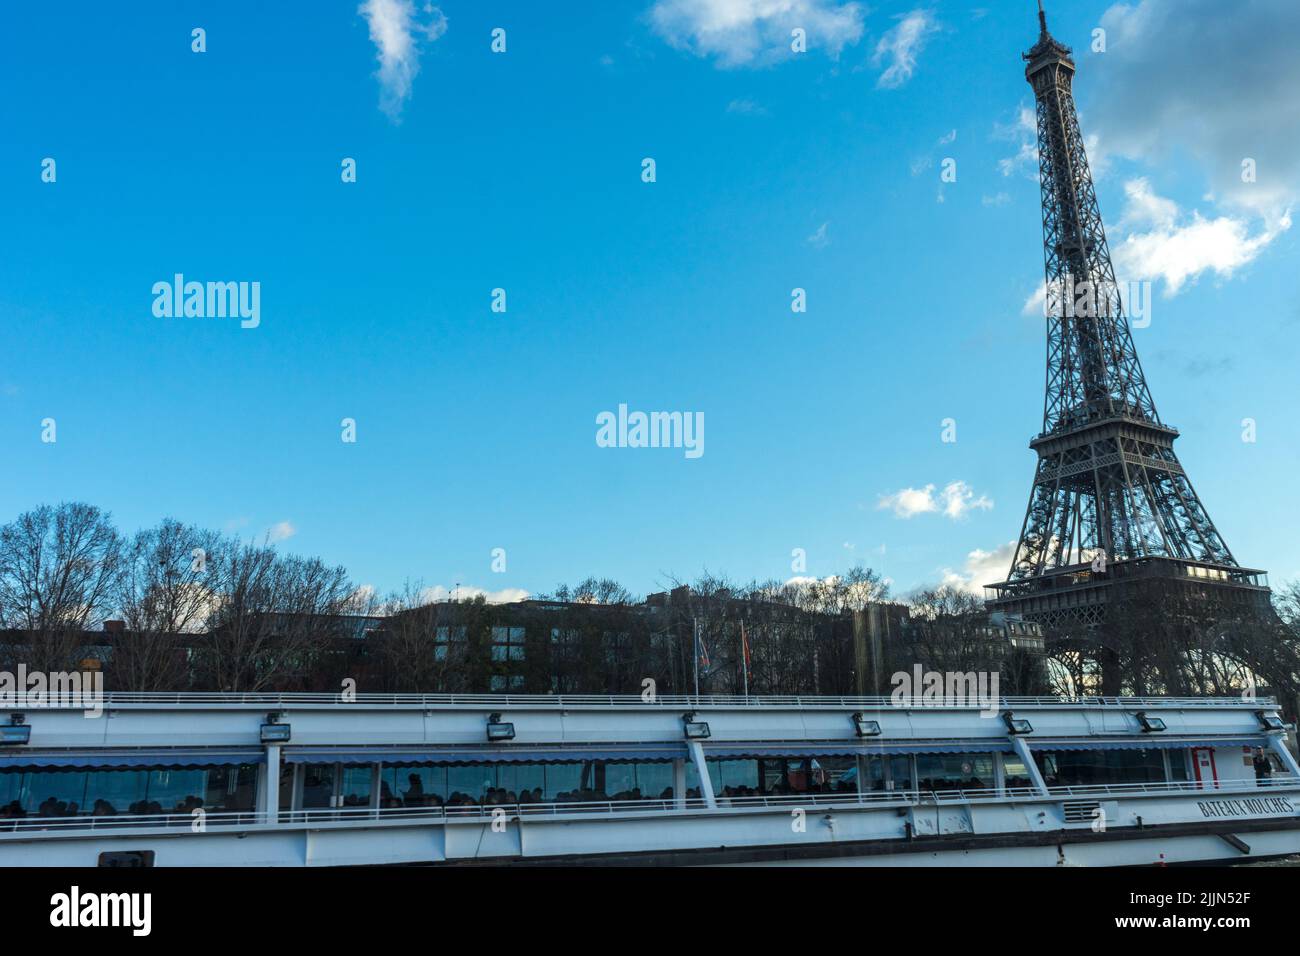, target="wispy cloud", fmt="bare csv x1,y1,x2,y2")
267,520,297,543
419,583,530,604
726,97,769,115
878,481,992,520
939,541,1017,595
359,0,448,121
872,9,939,89
648,0,865,68
806,221,830,247
996,104,1037,178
